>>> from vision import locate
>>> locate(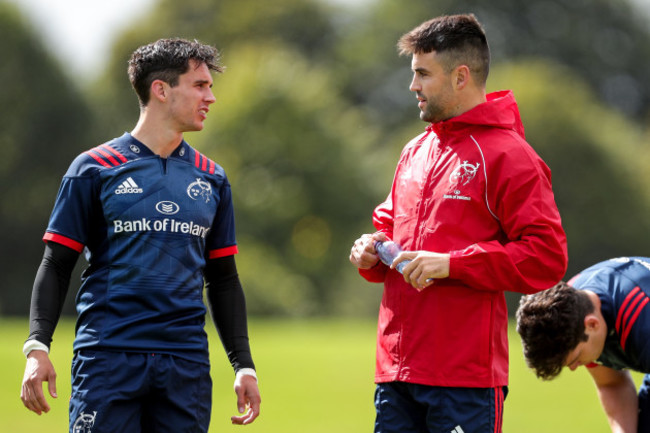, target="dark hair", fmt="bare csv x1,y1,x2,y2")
516,281,595,380
397,14,490,85
128,38,222,107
